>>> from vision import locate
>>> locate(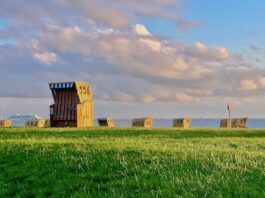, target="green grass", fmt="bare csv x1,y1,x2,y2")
0,127,264,197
